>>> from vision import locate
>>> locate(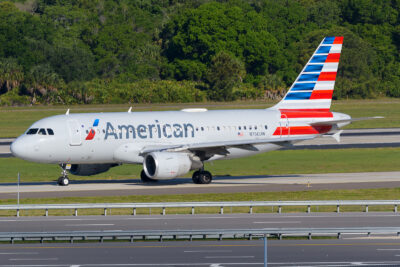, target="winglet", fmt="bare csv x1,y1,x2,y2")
128,107,132,113
66,109,70,115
